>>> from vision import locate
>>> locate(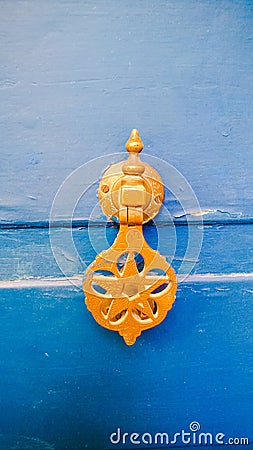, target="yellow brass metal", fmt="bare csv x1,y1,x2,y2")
98,129,164,224
83,129,177,345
